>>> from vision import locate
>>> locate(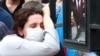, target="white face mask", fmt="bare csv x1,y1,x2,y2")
25,28,44,42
